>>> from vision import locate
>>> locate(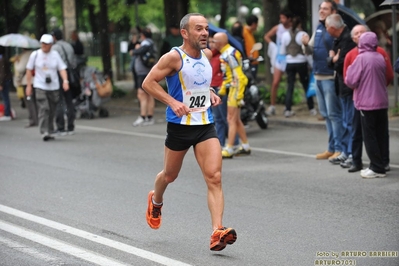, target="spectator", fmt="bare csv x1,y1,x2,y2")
70,30,84,56
213,32,250,159
25,34,69,141
243,14,259,80
343,24,393,173
264,9,293,115
12,48,38,127
209,35,240,148
325,14,357,165
128,32,140,89
131,28,156,126
302,0,345,161
231,21,246,58
280,16,316,118
0,45,13,122
160,23,182,56
345,31,392,178
51,28,77,135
